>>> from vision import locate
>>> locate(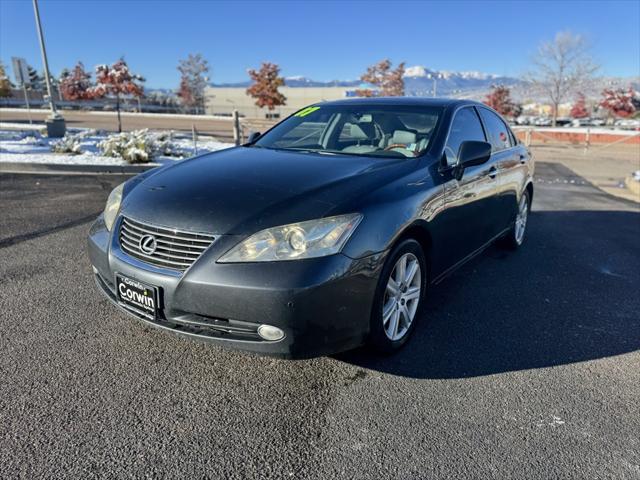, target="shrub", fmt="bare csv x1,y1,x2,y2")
51,131,87,155
97,129,184,164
